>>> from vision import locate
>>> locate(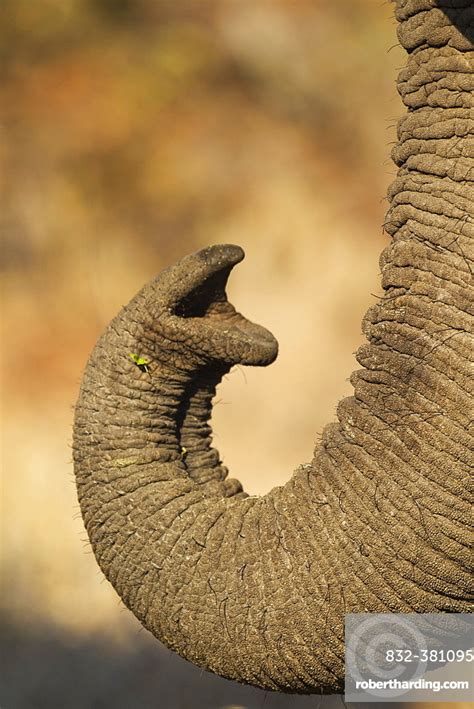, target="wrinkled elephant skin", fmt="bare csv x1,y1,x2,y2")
73,0,473,694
